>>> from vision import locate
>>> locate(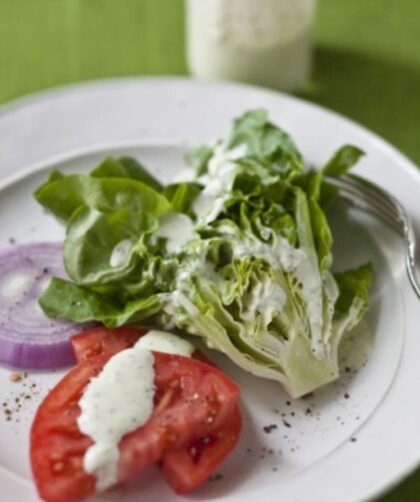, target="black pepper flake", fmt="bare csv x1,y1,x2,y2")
345,366,351,373
286,401,291,406
272,467,278,472
344,392,350,399
209,473,223,482
43,268,49,274
282,419,291,428
350,437,357,442
8,237,15,244
305,408,312,415
263,424,278,433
